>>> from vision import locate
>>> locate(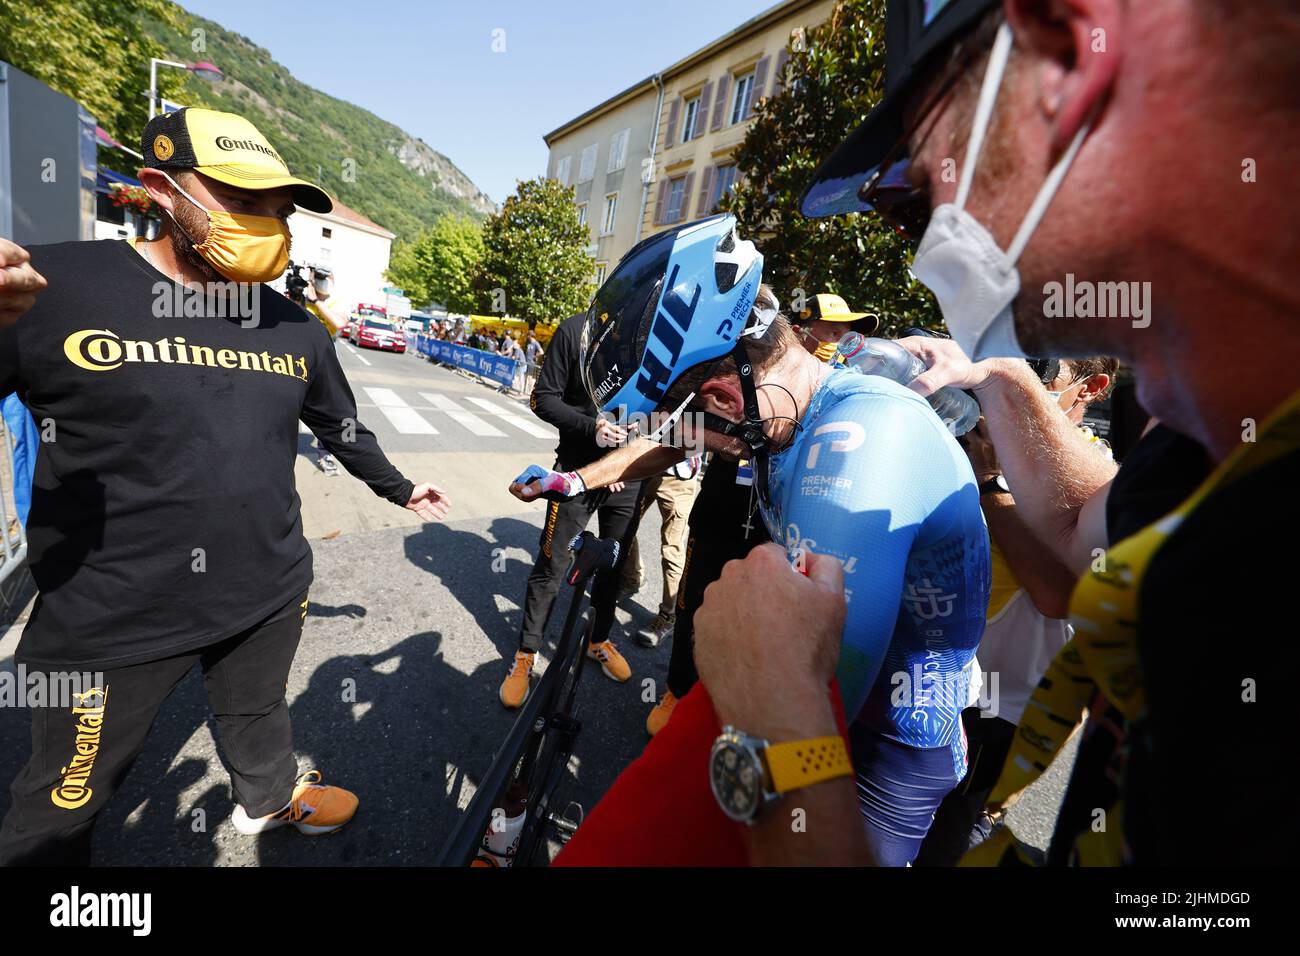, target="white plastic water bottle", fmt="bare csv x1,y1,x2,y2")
472,780,527,867
833,333,981,436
